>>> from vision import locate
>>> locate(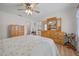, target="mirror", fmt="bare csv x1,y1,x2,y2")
47,17,57,30
41,17,61,31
